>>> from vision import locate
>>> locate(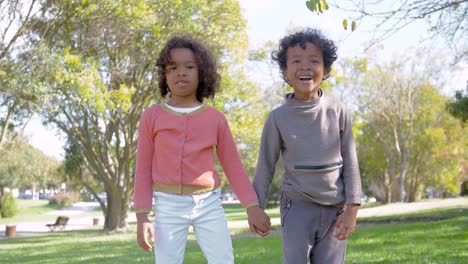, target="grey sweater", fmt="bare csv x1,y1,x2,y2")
253,91,362,208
